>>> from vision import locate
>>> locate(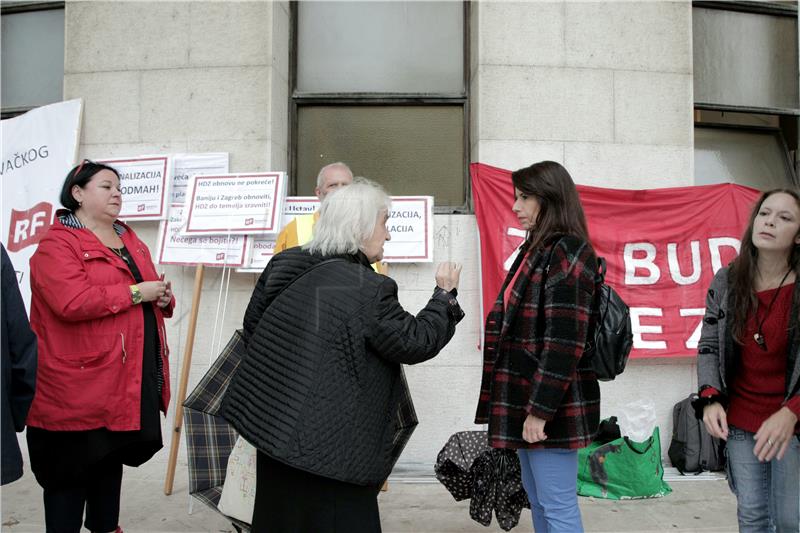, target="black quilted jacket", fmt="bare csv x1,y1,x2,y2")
222,247,464,486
